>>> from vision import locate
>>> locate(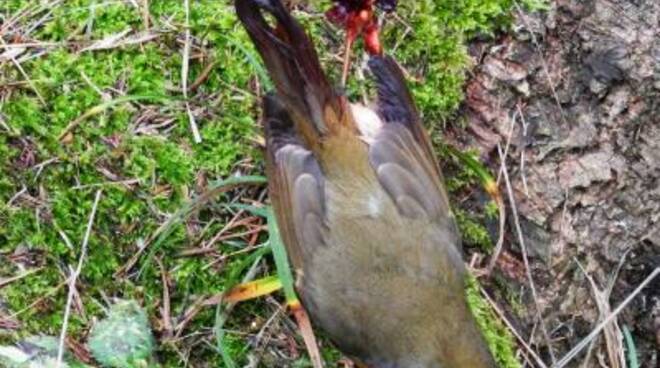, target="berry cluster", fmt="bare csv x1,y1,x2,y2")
325,0,398,56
